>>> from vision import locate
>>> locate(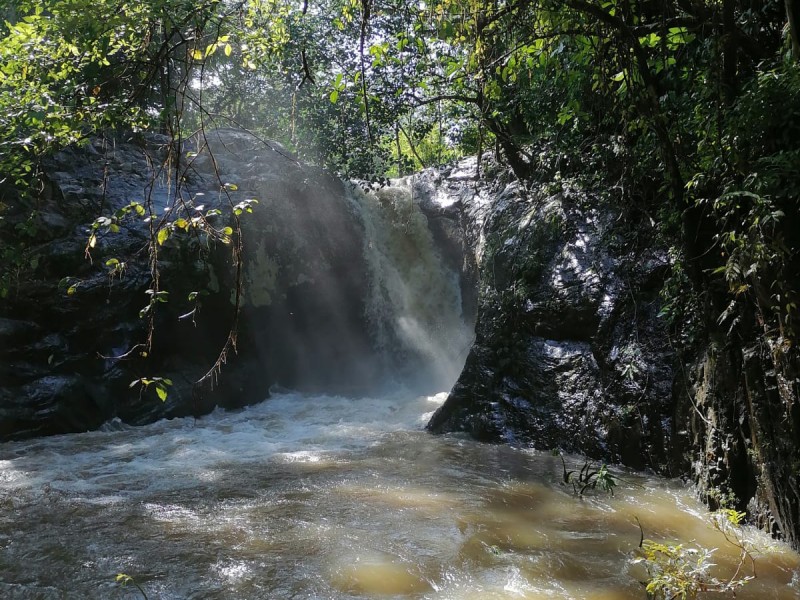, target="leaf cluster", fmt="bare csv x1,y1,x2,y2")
632,510,755,600
560,455,618,497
